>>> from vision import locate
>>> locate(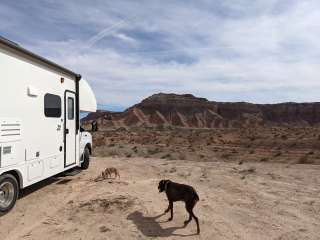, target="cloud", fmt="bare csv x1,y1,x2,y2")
1,0,320,108
87,20,126,47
